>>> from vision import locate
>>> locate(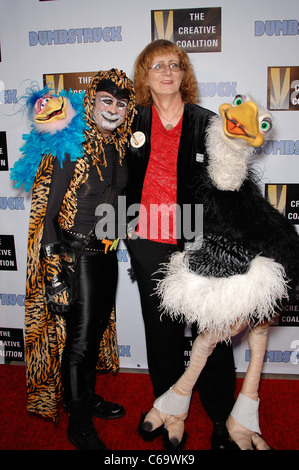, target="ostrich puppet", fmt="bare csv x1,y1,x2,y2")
140,95,299,450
